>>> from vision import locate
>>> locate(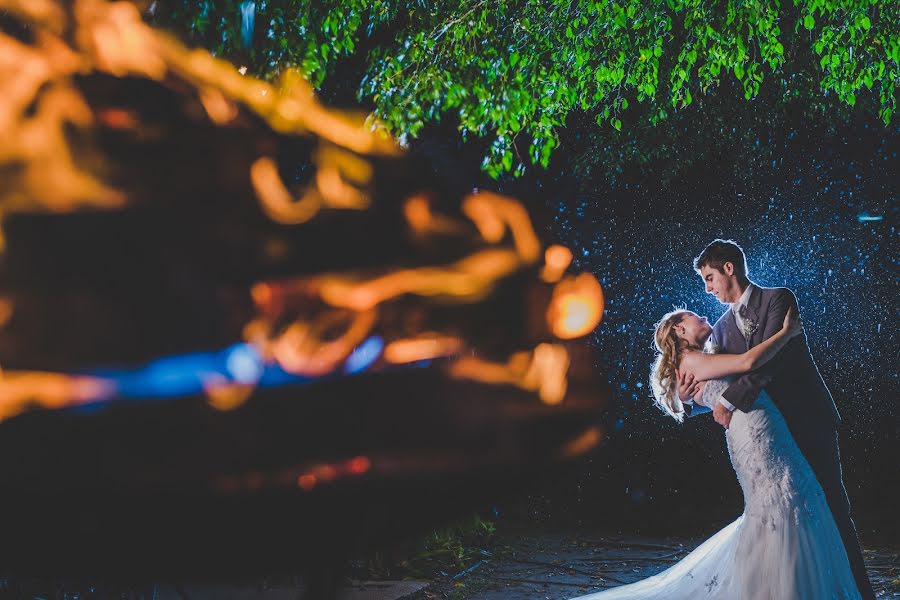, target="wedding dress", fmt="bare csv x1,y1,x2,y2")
571,382,860,600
